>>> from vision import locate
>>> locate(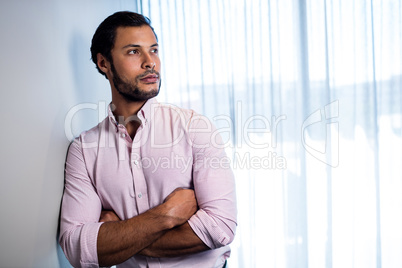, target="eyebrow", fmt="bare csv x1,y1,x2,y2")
122,43,159,49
